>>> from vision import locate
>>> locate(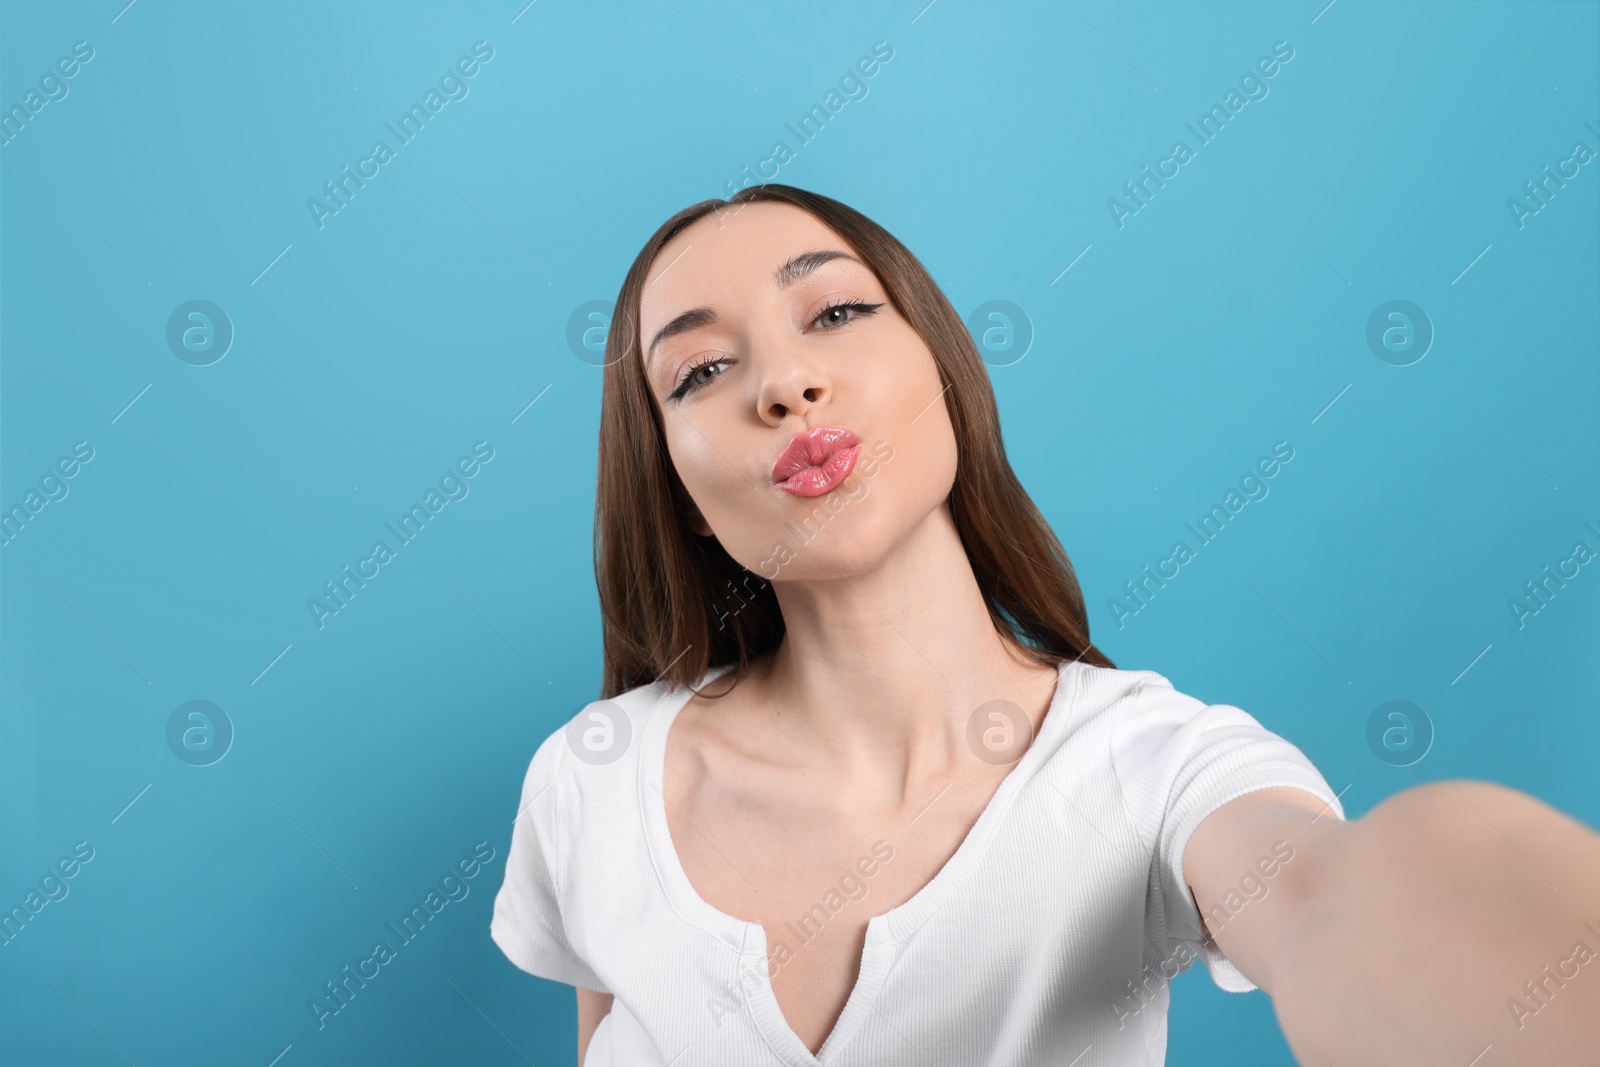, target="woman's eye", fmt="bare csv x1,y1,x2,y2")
689,360,727,388
813,300,884,330
670,358,730,400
